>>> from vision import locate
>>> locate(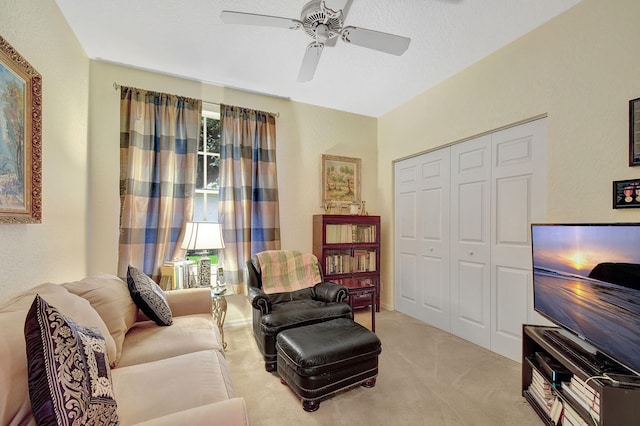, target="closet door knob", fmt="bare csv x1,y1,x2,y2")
468,251,474,256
